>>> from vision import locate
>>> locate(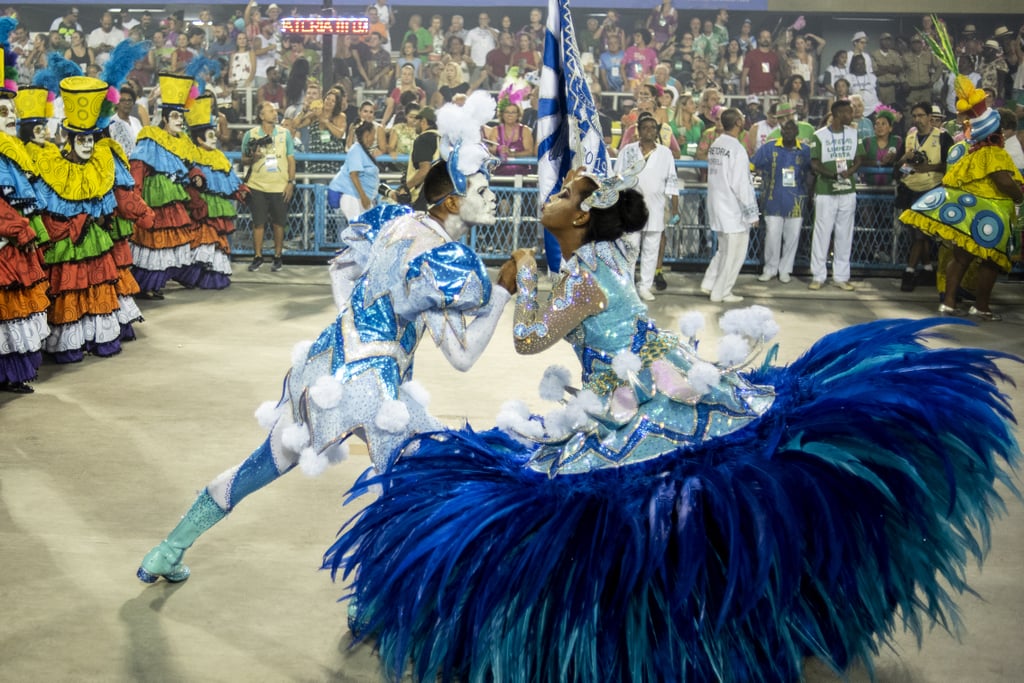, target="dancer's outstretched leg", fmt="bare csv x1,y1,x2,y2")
137,437,296,583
